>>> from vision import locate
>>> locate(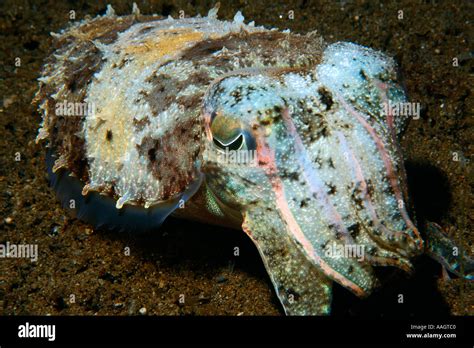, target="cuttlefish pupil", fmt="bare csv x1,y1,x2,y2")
213,133,245,152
